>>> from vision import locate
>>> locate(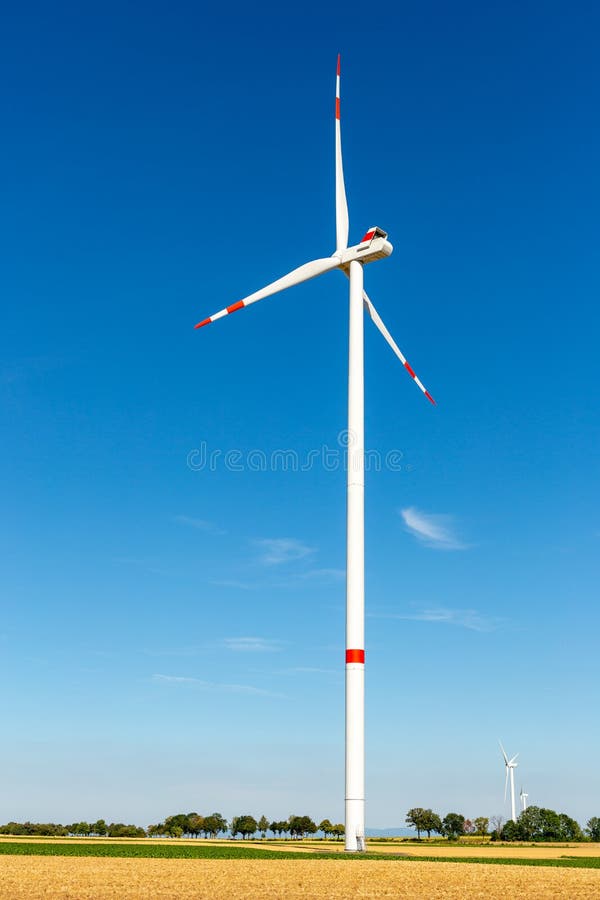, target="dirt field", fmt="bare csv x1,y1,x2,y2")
1,855,599,899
